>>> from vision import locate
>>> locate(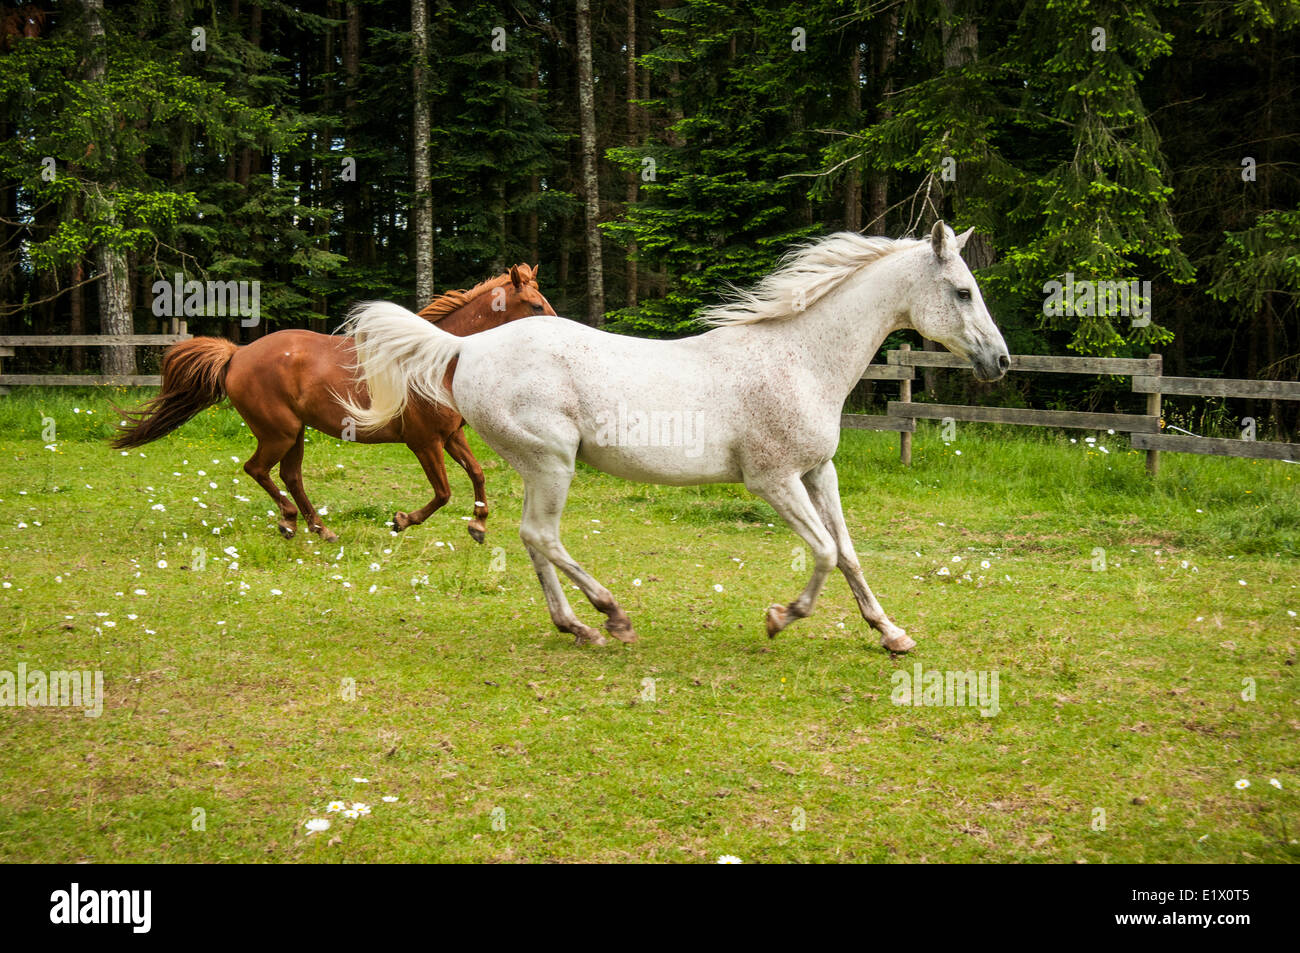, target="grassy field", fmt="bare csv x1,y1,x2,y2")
0,386,1296,863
